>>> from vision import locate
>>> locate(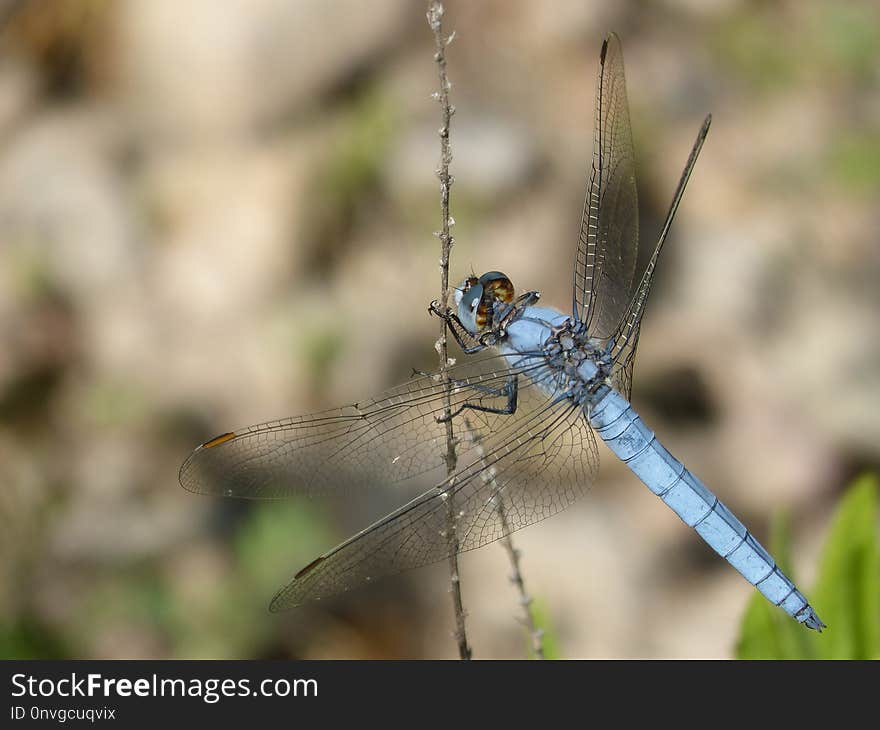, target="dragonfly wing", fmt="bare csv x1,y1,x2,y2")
610,350,636,401
573,32,640,341
269,387,597,609
576,35,710,392
608,115,711,374
181,353,559,499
